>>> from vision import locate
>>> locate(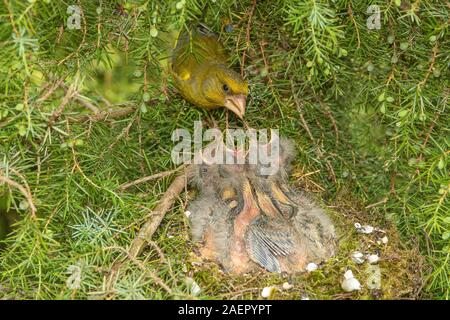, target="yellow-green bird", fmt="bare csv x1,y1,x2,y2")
170,24,248,119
